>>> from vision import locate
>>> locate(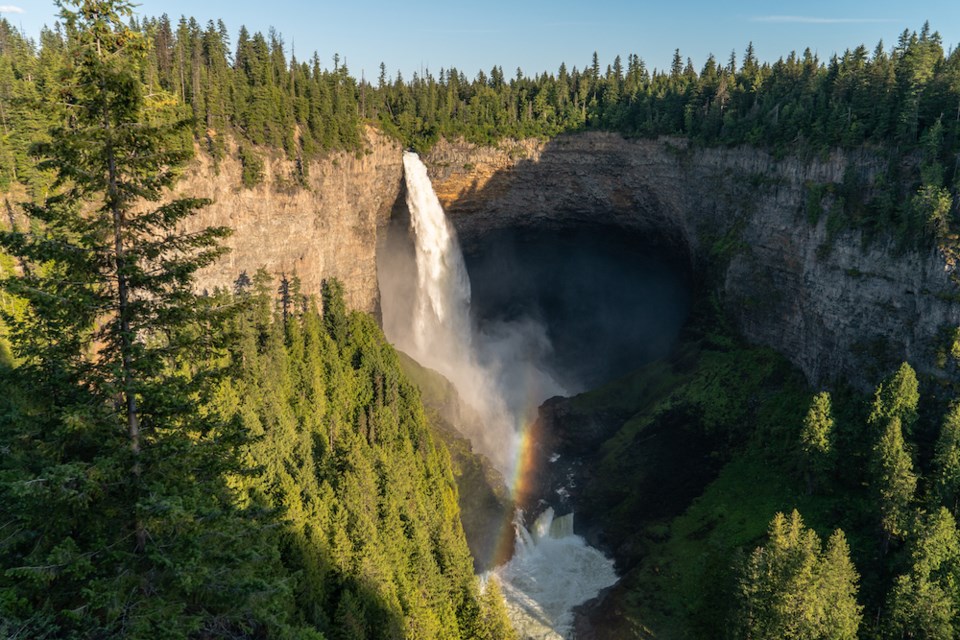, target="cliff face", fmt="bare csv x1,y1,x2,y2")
423,133,960,387
182,128,960,388
183,127,402,316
